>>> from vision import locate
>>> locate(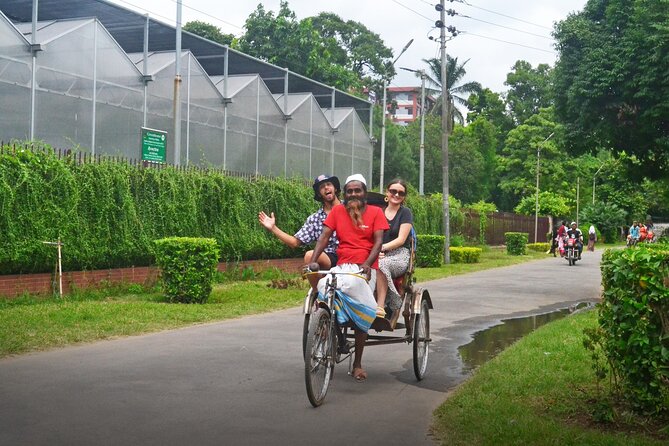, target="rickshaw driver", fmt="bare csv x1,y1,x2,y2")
306,174,389,382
